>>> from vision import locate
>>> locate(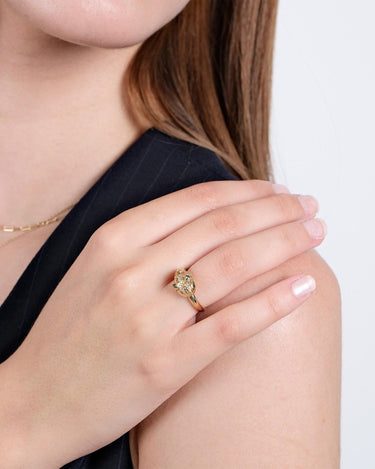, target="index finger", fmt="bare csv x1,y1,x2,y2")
103,180,286,247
